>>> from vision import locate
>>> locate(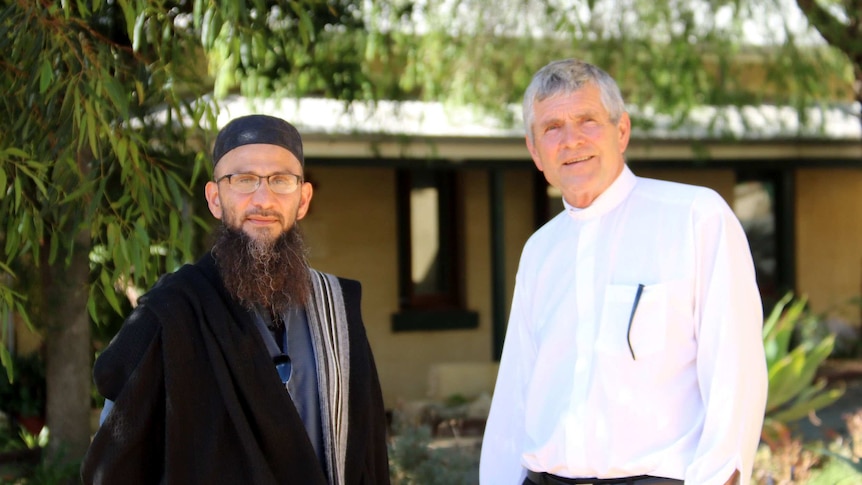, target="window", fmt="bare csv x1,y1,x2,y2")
392,168,477,331
734,170,793,311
